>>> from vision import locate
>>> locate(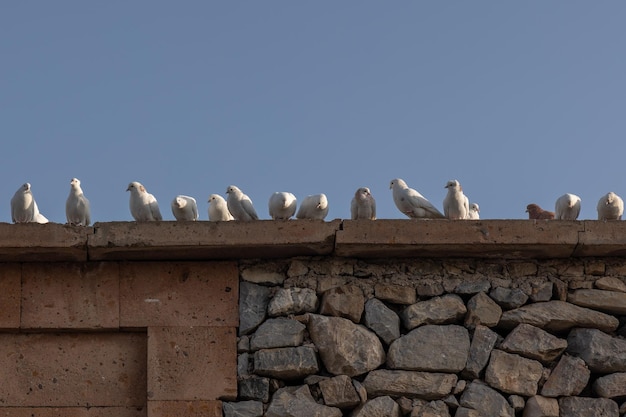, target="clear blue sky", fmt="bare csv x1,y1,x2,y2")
2,2,625,223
